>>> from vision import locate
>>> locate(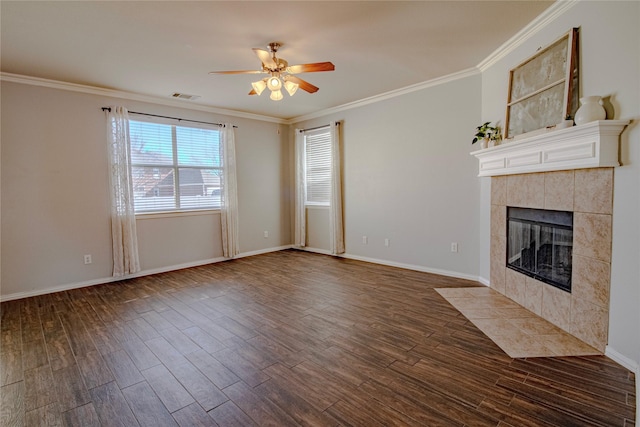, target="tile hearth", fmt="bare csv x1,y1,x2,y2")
436,287,601,358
